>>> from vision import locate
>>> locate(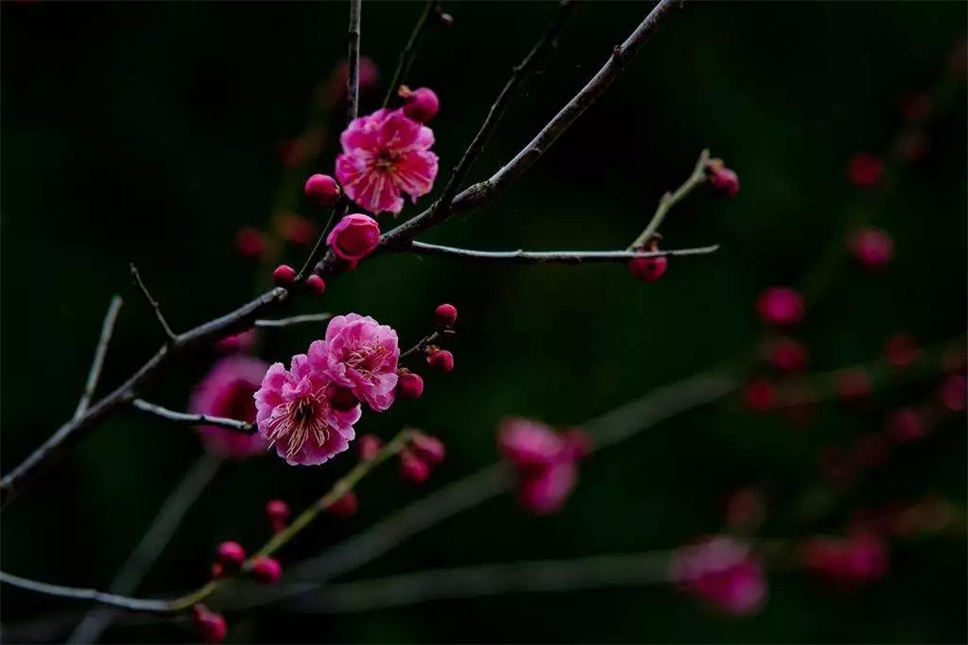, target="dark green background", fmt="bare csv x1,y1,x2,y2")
1,1,966,643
